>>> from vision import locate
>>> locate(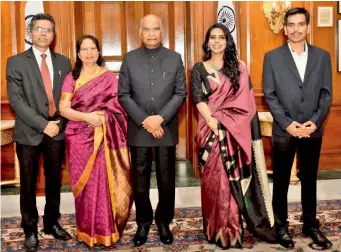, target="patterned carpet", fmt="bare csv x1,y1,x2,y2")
1,200,341,251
